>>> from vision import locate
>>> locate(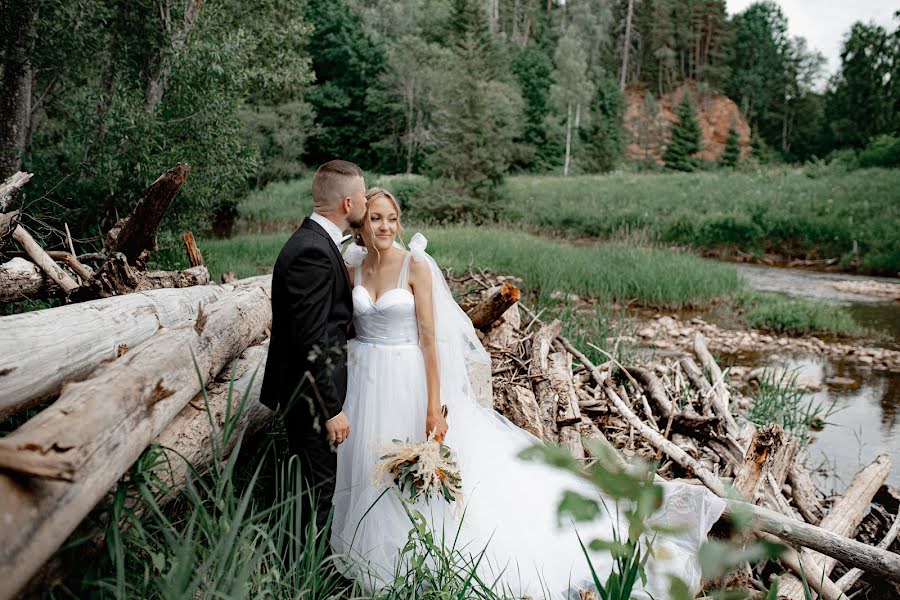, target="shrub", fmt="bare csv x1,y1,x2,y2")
858,134,900,168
